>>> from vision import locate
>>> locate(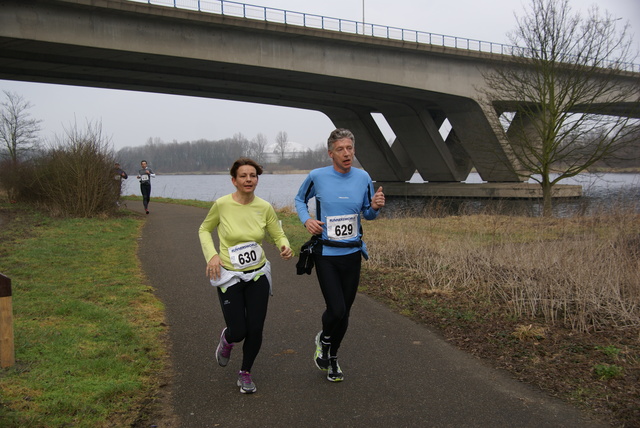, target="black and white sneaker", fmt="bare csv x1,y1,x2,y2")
327,357,344,382
314,331,330,371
